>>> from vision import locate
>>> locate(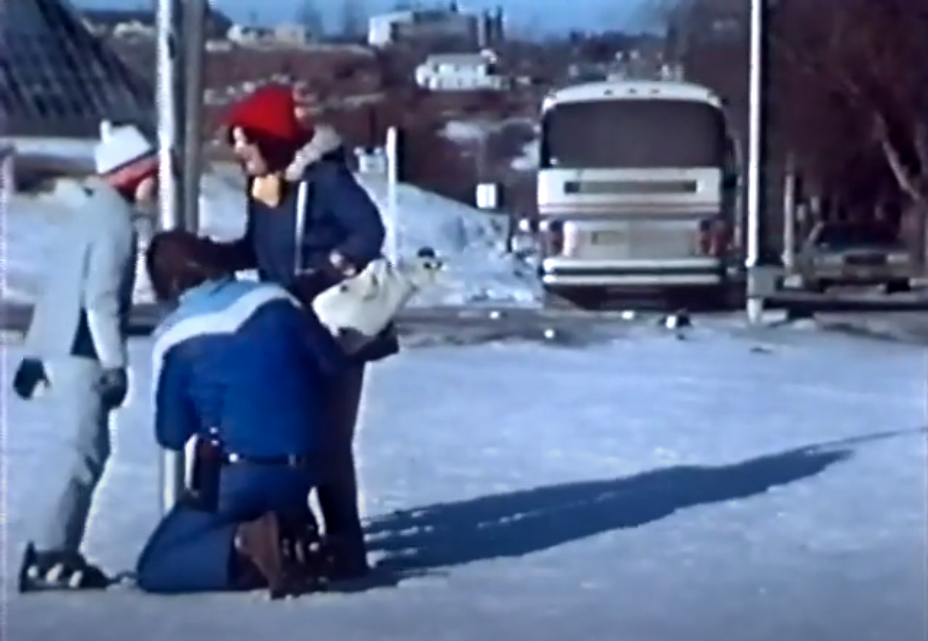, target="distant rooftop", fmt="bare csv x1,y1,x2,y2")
0,0,154,138
82,5,234,40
